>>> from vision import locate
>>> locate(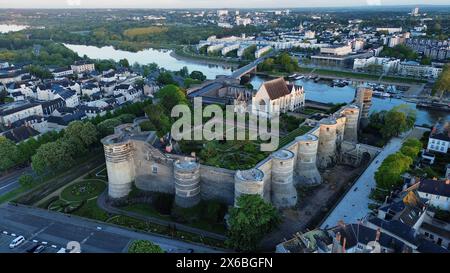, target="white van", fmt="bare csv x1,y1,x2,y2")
9,236,25,249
